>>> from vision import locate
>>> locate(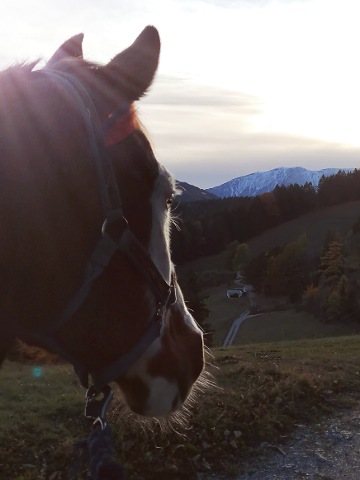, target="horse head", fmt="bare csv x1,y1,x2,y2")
0,27,204,417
